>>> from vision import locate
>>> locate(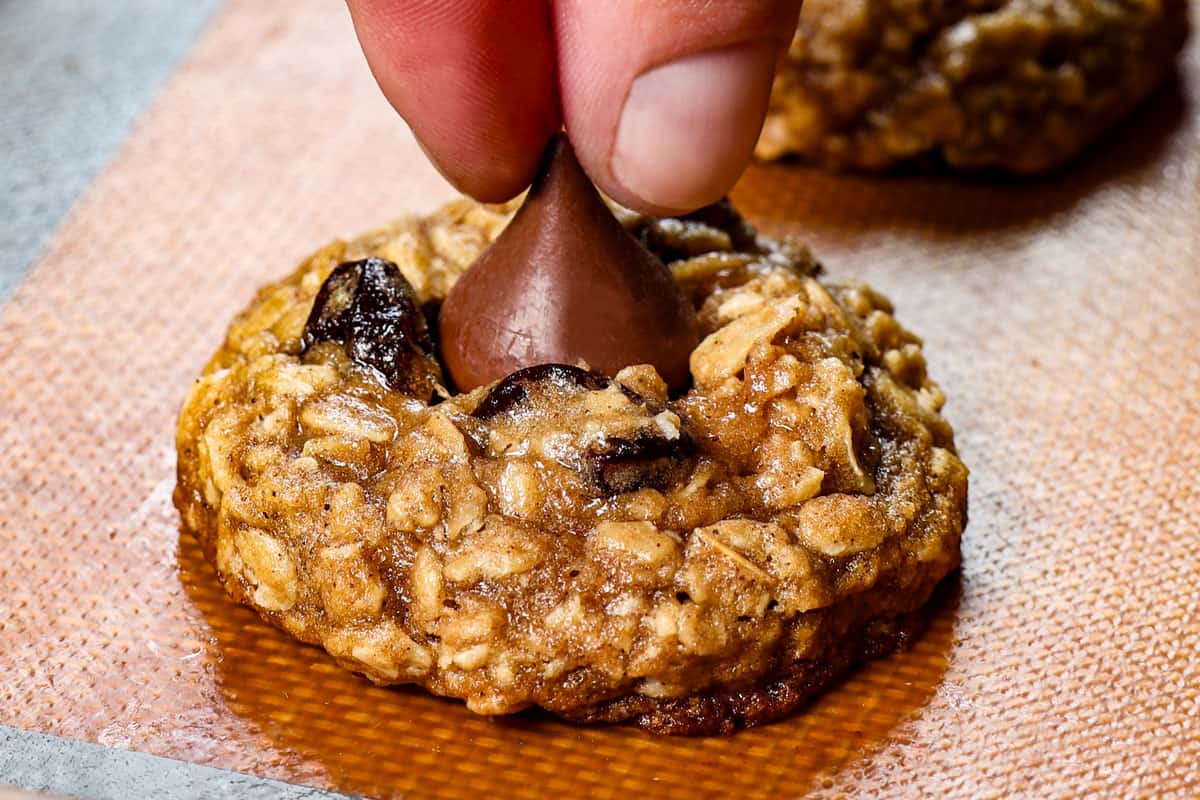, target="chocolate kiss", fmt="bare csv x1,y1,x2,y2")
439,135,700,393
